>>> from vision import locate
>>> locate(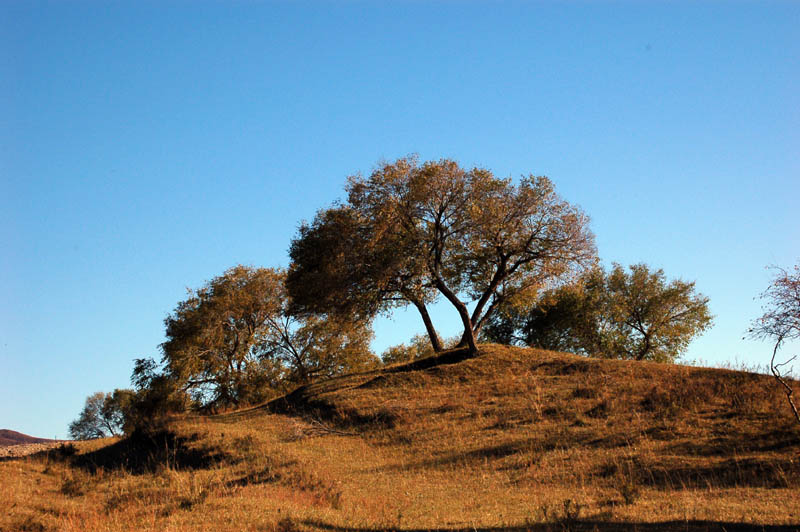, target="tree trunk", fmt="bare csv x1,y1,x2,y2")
459,320,479,355
411,299,444,352
432,276,479,355
469,258,508,329
770,338,800,425
635,334,651,360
